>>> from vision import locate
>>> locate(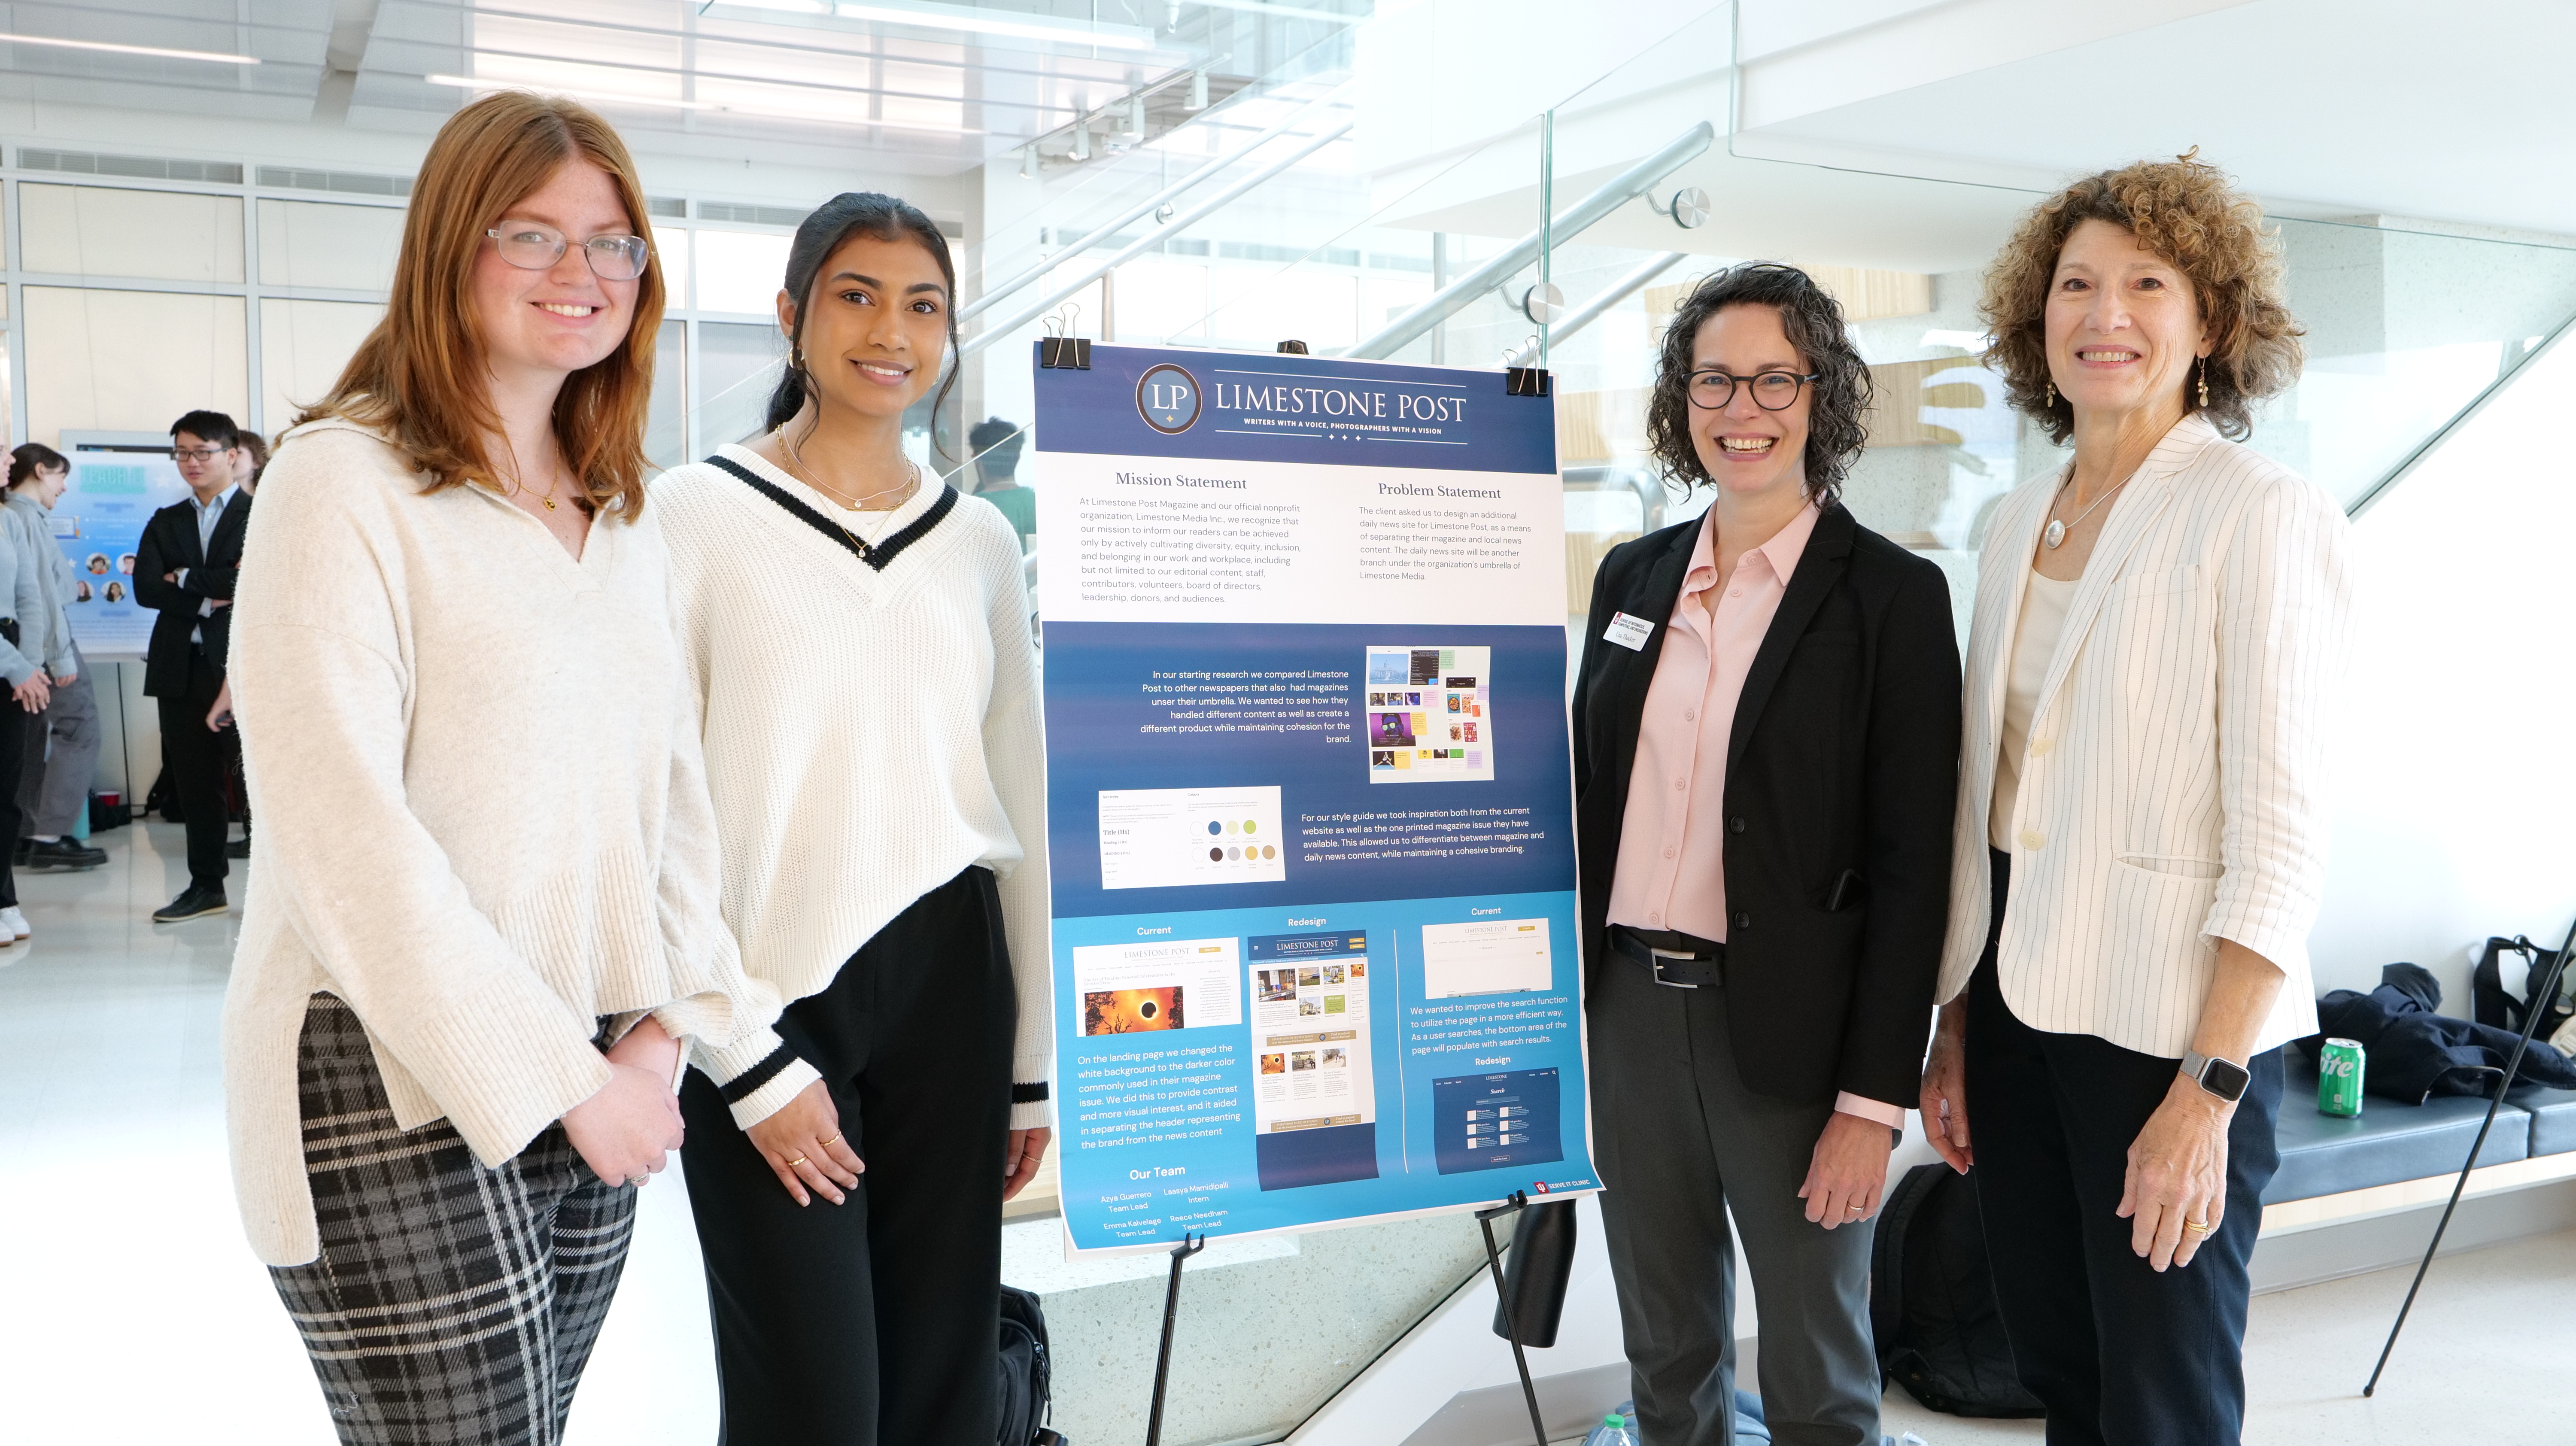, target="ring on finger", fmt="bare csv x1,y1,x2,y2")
2182,1217,2213,1234
783,1154,808,1168
818,1132,841,1148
